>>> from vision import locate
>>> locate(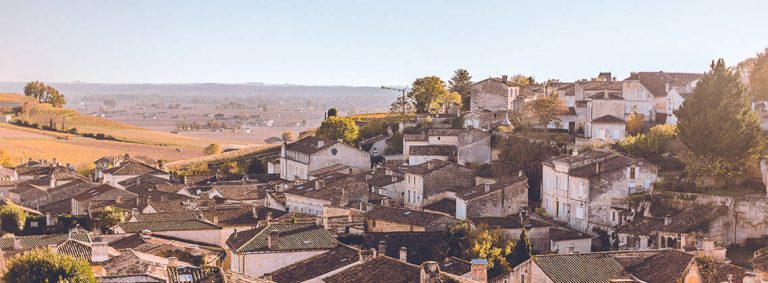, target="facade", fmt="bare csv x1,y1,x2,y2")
101,159,170,188
585,91,626,141
541,149,658,232
365,206,460,233
622,71,702,123
401,160,474,209
455,176,528,220
666,85,694,125
470,76,522,112
279,137,371,181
